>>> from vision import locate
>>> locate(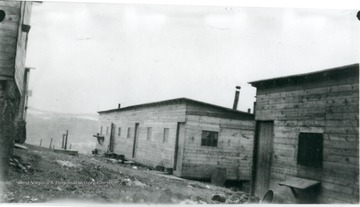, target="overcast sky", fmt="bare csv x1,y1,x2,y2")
25,2,359,114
